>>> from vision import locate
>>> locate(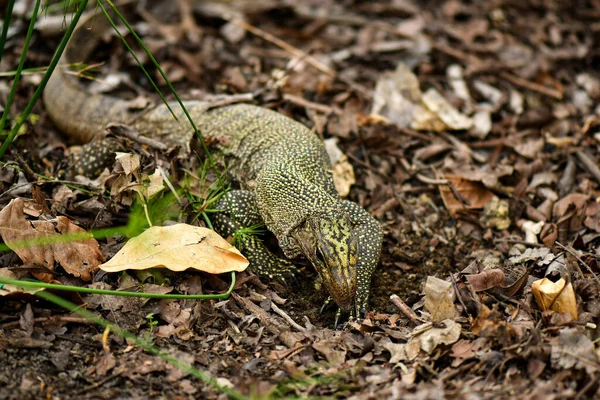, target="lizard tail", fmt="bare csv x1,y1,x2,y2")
43,11,136,144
